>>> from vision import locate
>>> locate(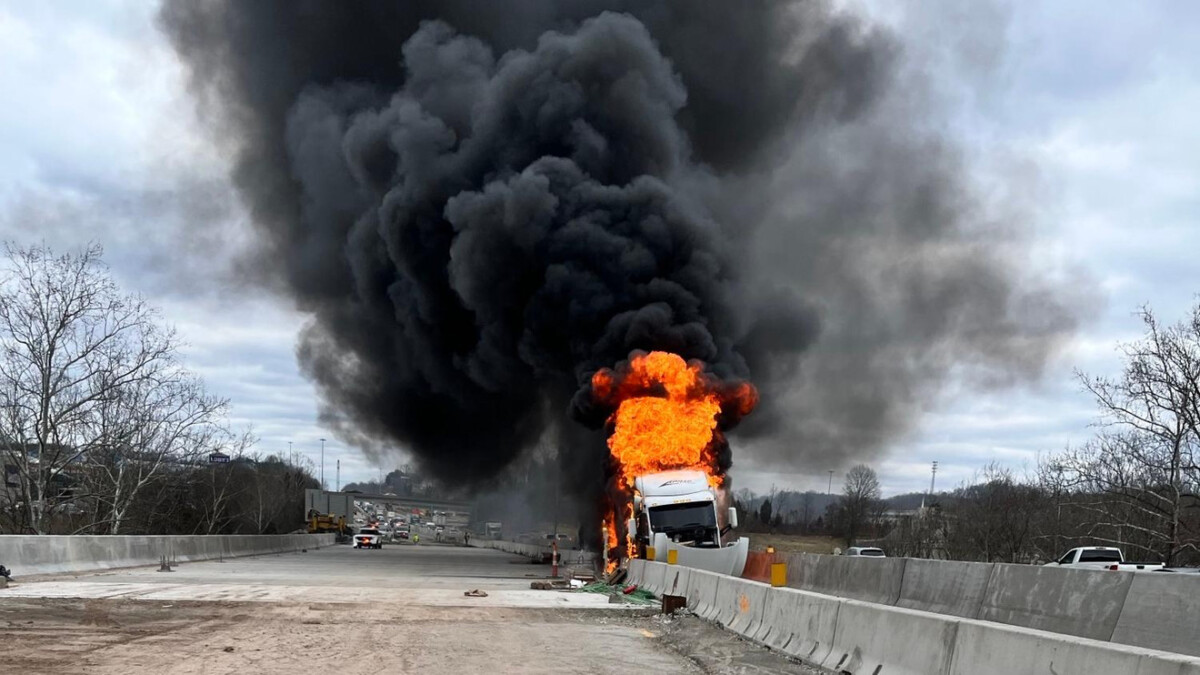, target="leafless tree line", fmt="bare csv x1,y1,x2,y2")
886,303,1200,565
728,303,1199,565
0,243,317,535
